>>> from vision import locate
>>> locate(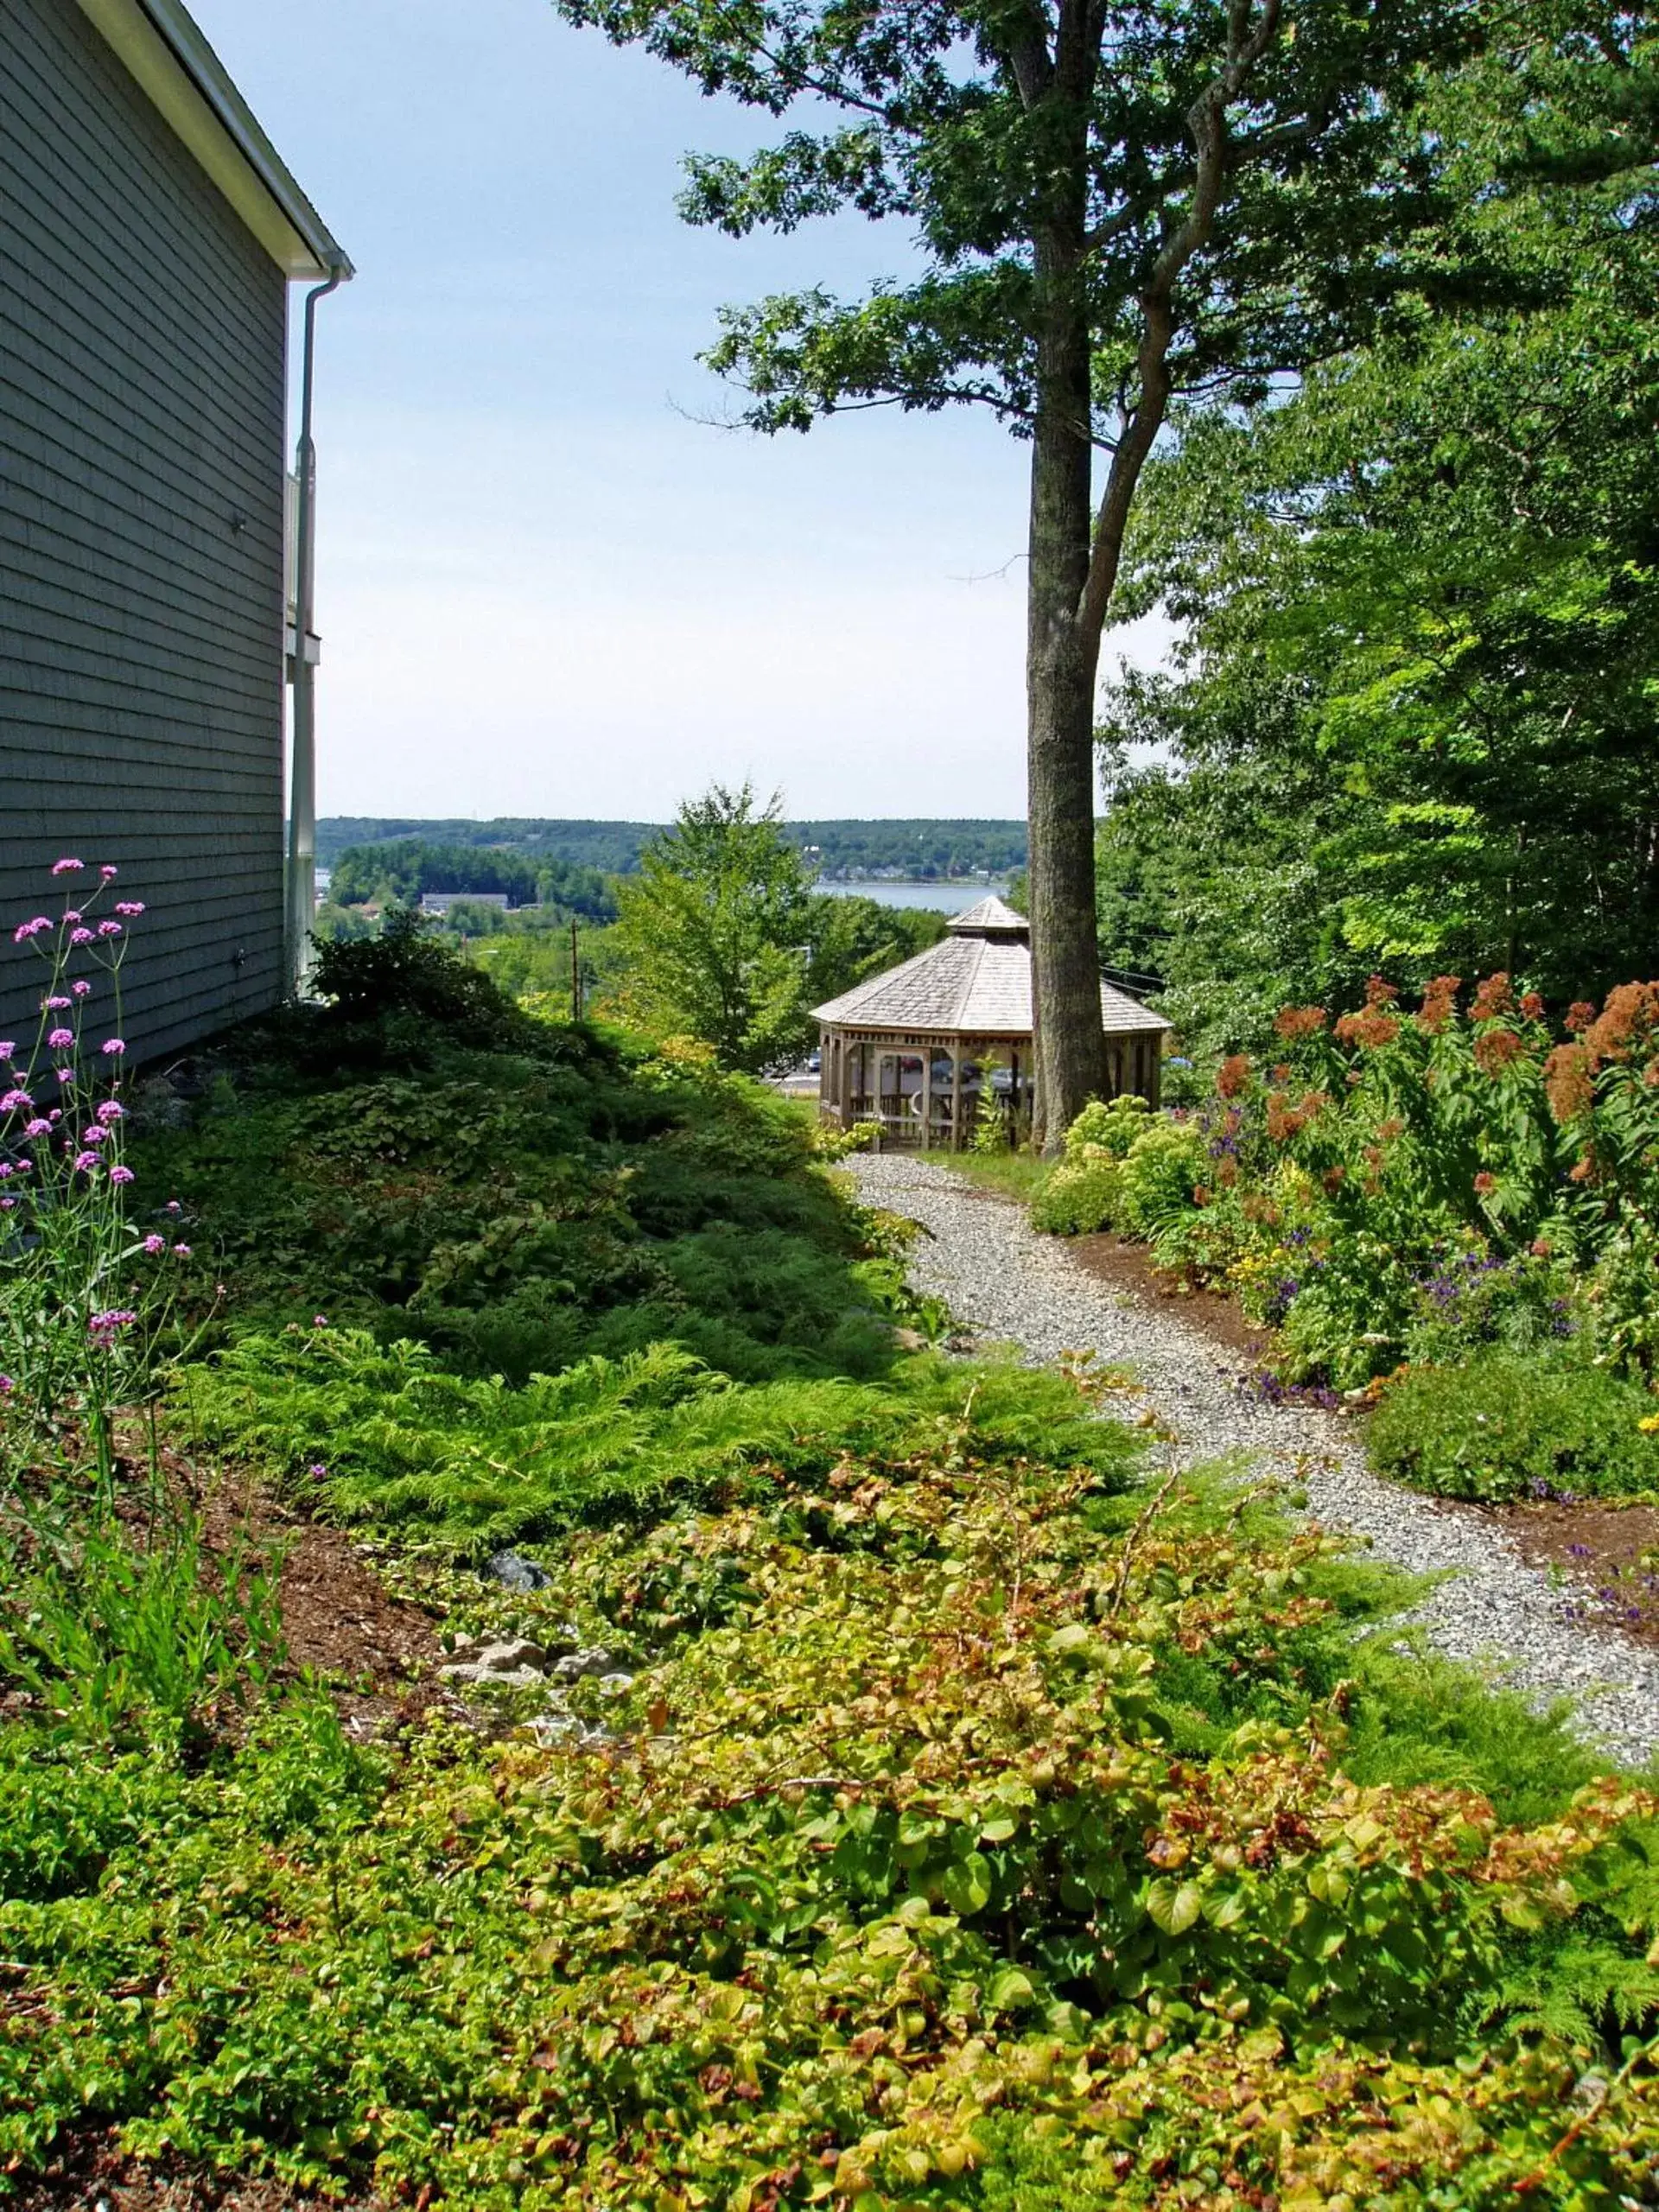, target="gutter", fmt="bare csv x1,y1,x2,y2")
74,0,352,279
284,271,346,995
